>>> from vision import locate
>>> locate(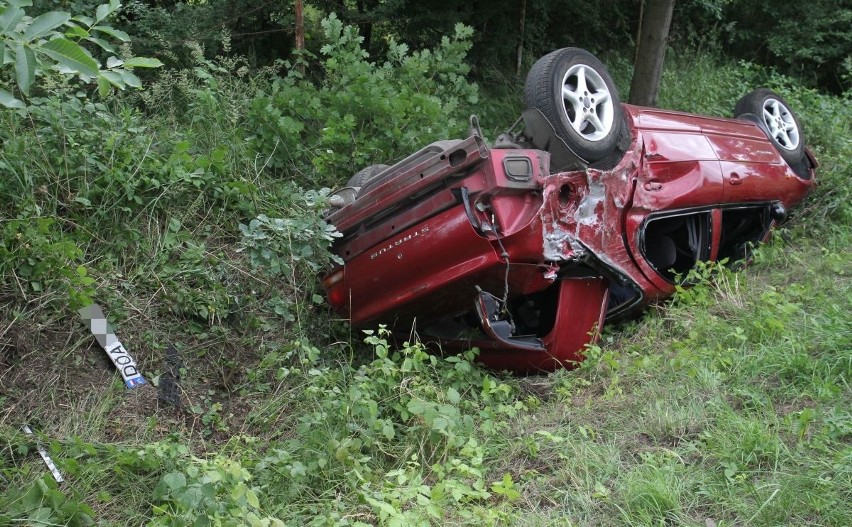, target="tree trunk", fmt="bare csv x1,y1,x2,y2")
515,0,527,79
294,0,305,74
629,0,676,107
